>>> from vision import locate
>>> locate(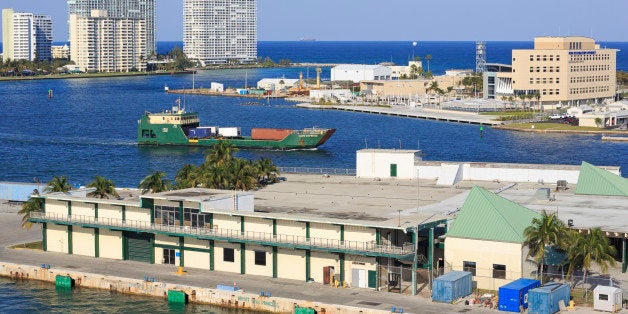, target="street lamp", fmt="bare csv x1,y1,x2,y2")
412,41,418,61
